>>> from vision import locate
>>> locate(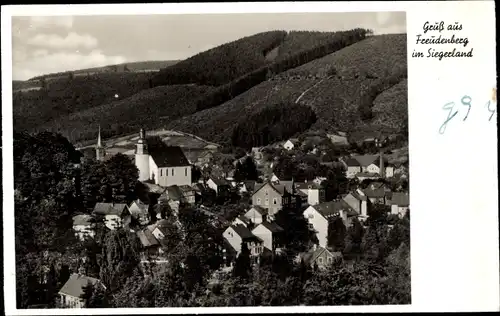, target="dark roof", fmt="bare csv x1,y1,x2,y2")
390,192,410,206
72,214,94,226
58,274,102,298
344,157,361,167
295,182,322,190
136,229,159,248
363,188,387,198
344,190,368,201
92,203,128,216
353,155,379,167
313,200,356,218
259,221,284,233
209,177,231,186
149,146,190,167
249,205,268,216
253,181,291,197
230,224,261,242
236,215,251,225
